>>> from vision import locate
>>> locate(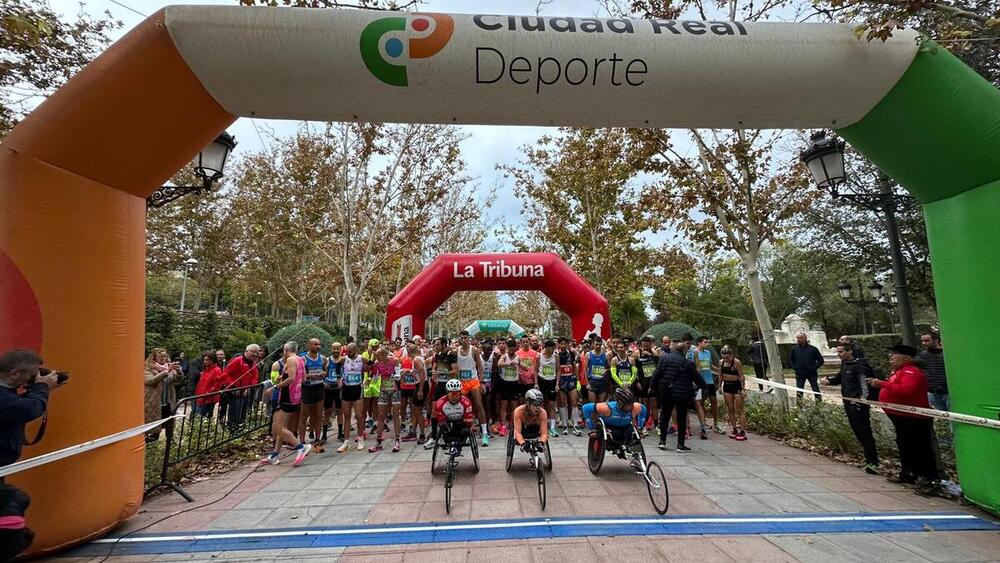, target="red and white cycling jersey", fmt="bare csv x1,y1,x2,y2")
433,395,473,426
